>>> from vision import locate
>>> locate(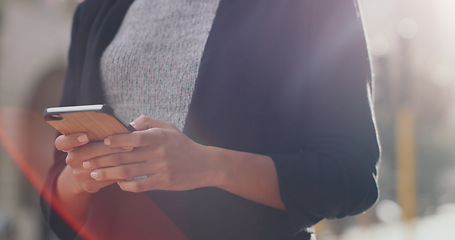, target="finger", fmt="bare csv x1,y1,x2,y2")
117,174,166,192
66,142,133,168
130,116,176,131
82,181,116,193
71,169,117,193
83,147,160,170
90,162,160,181
55,133,89,152
104,128,167,149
